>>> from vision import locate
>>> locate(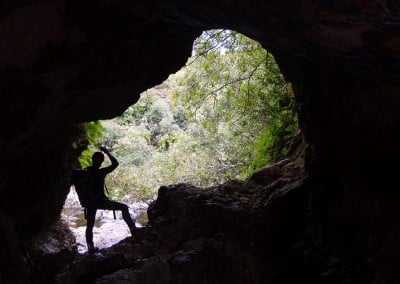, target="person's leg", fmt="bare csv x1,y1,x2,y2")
100,200,136,234
85,206,98,251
